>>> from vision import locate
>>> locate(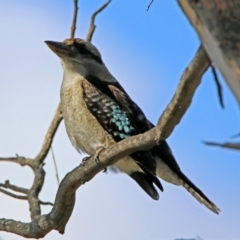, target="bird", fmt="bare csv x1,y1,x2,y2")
45,38,220,214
